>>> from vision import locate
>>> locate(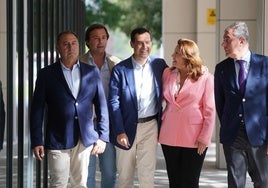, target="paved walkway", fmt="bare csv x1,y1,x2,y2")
94,143,253,188
0,142,253,188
